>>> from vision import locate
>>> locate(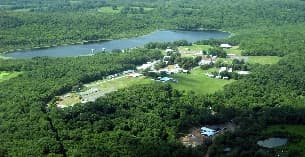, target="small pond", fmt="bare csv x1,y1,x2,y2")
257,137,288,149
